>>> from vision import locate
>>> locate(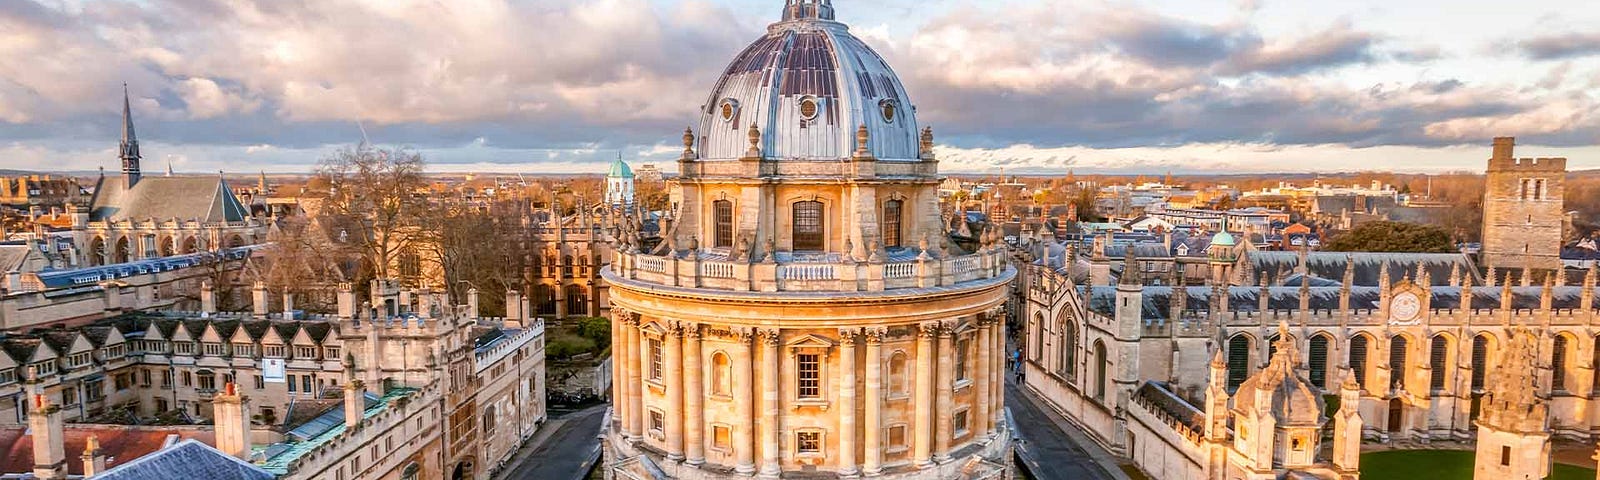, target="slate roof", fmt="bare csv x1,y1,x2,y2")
1084,285,1597,320
1246,251,1479,287
93,439,271,480
0,426,216,477
88,176,249,223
